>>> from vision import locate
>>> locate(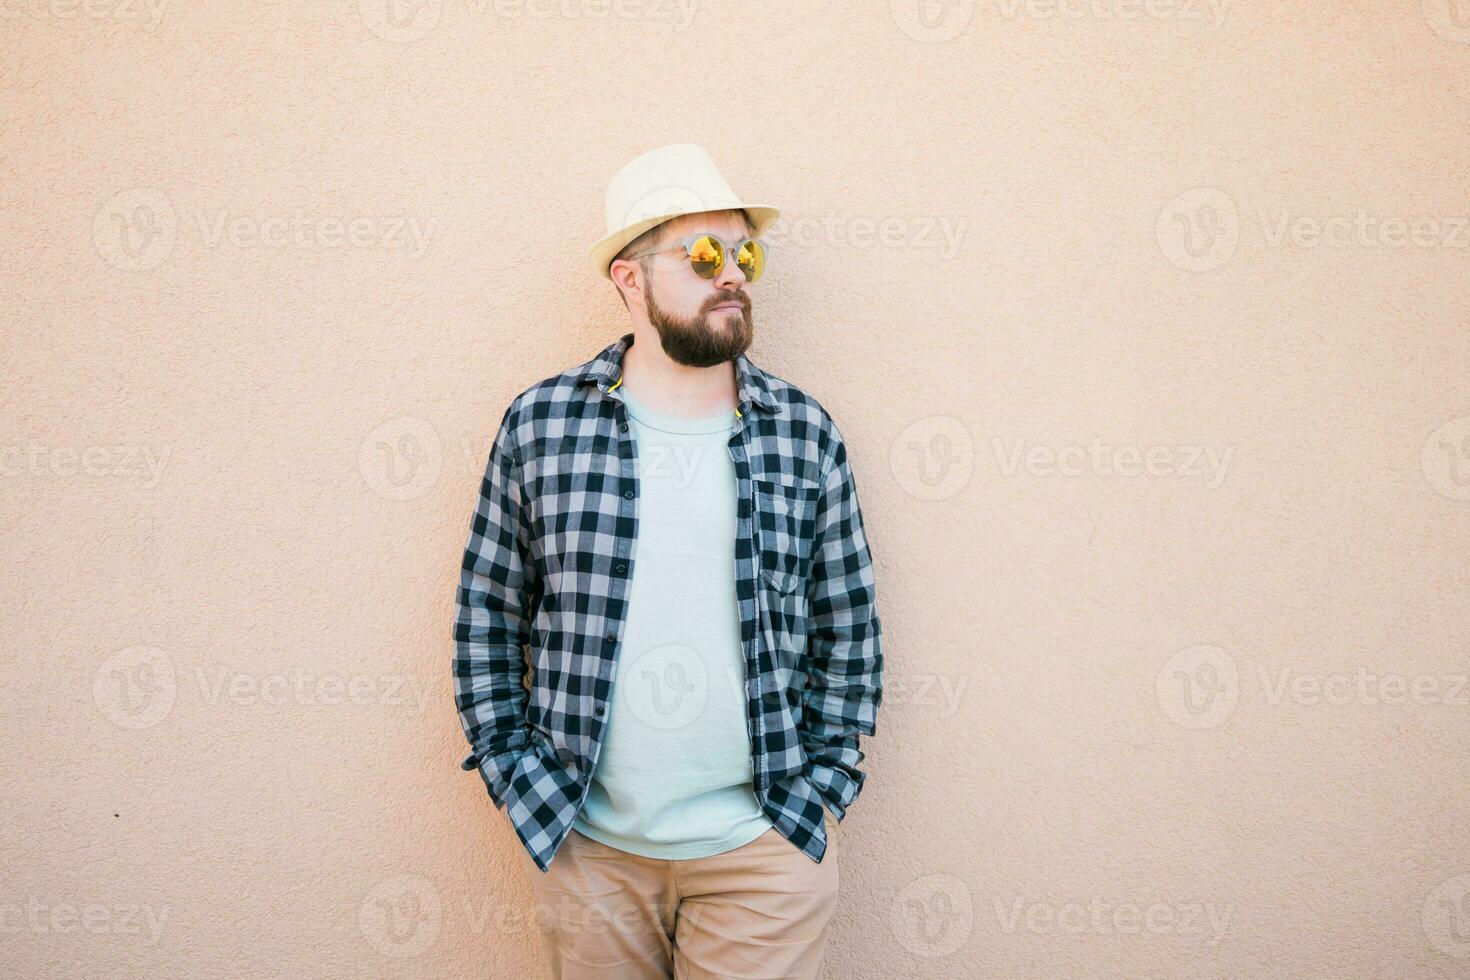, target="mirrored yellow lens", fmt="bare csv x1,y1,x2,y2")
688,235,723,278
736,239,765,282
